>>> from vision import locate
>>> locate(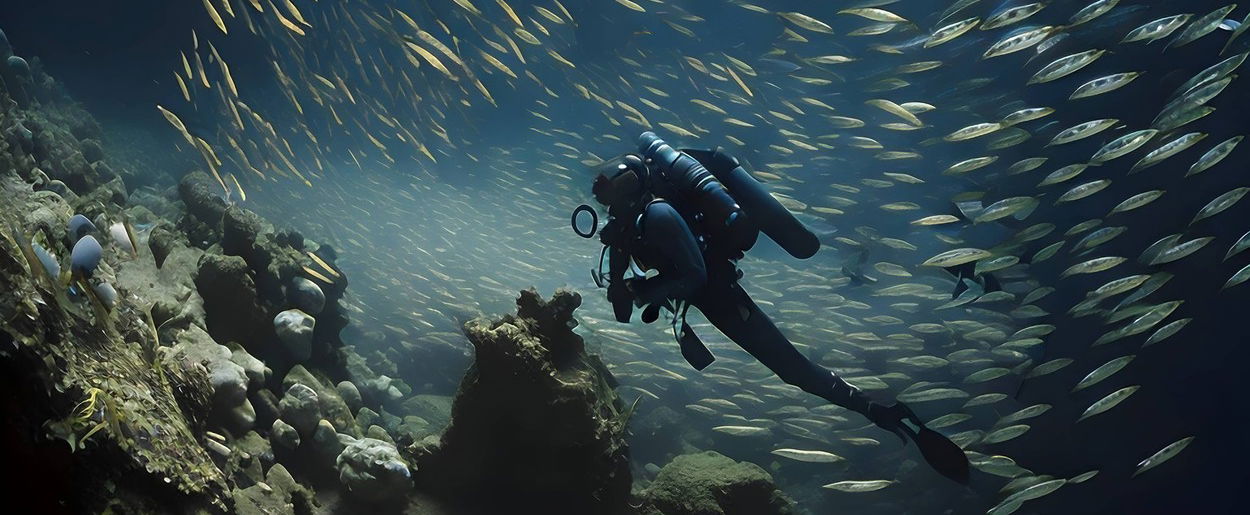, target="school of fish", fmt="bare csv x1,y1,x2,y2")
152,0,1248,513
